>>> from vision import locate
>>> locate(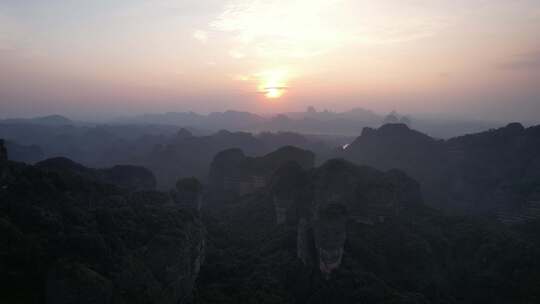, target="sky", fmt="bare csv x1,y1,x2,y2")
0,0,539,121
